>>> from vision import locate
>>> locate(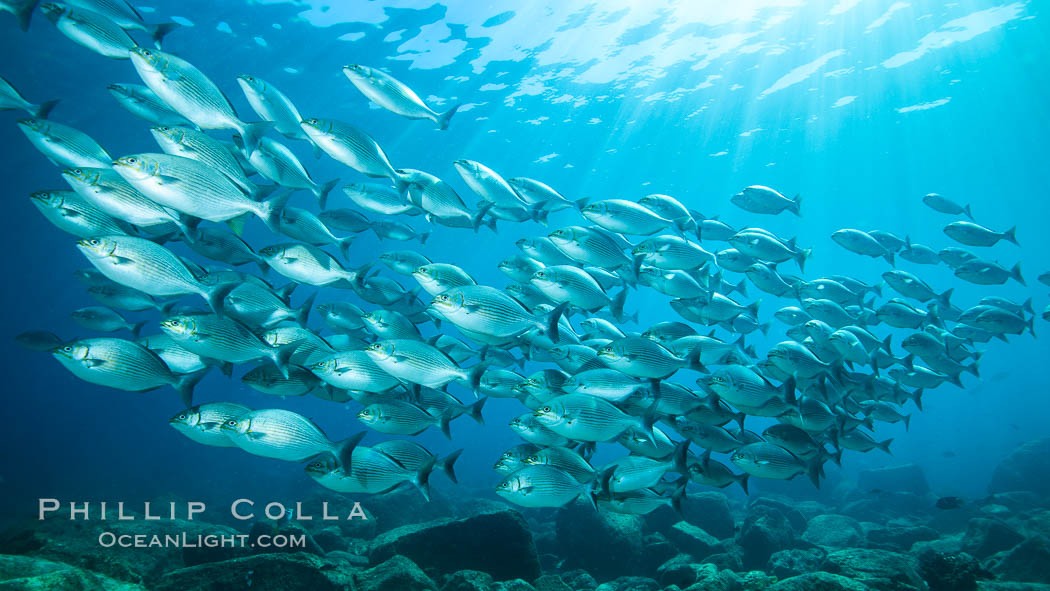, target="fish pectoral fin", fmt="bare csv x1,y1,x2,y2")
464,304,483,313
199,422,222,430
155,174,182,185
756,459,771,465
245,431,267,440
110,256,135,265
520,486,534,495
392,354,411,363
281,257,299,264
60,208,83,218
84,358,107,368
